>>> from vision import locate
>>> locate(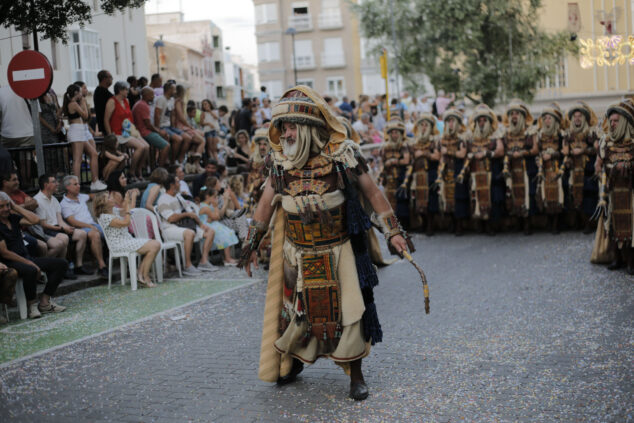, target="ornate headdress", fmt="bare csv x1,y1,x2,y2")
606,98,634,127
413,113,439,137
384,117,406,140
567,101,598,127
268,85,347,153
539,102,569,131
442,108,466,134
468,103,498,132
503,98,533,126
